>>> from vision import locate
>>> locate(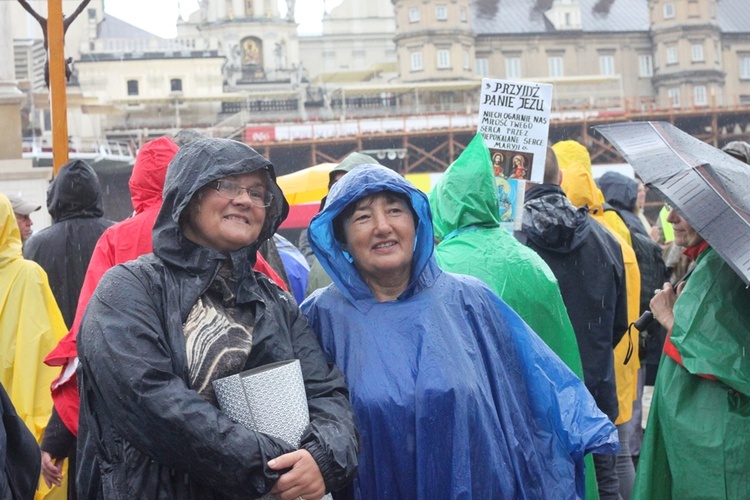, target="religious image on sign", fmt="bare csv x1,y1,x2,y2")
490,149,535,180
